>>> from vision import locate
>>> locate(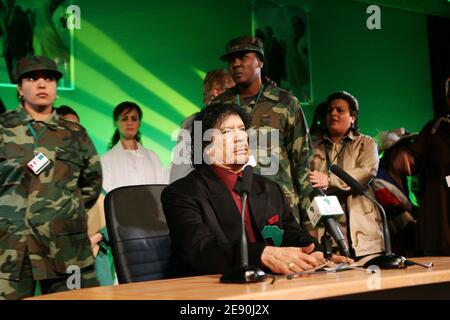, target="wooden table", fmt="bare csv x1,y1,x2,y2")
29,257,450,300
